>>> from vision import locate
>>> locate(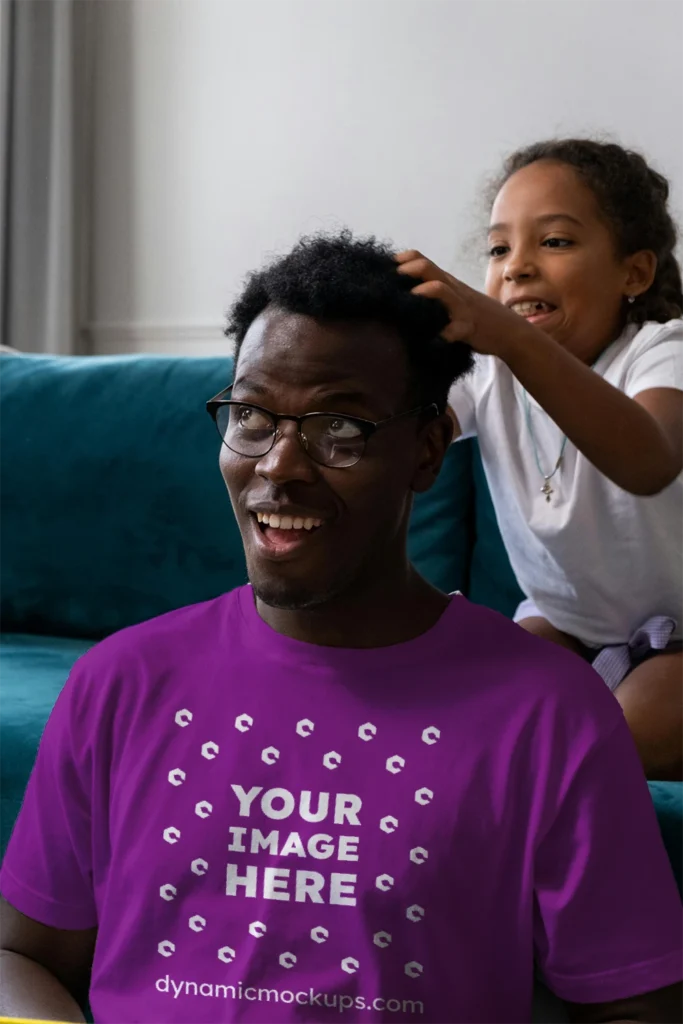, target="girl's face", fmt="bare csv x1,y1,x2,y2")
486,160,641,362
